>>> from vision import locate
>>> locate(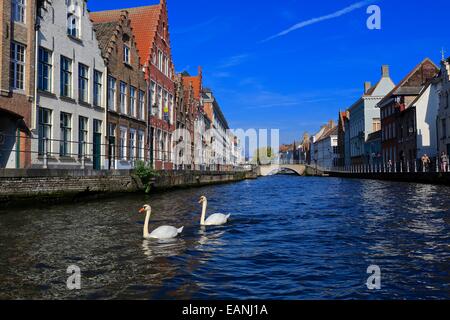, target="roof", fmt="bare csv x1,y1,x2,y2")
315,125,338,143
93,21,119,55
182,68,202,100
377,58,439,108
90,4,162,63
